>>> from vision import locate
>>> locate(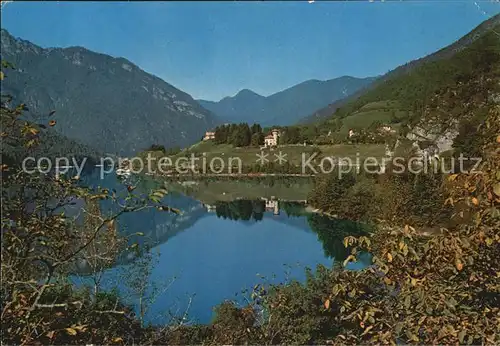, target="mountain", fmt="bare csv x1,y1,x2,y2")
0,29,219,156
296,15,500,152
302,14,500,124
198,76,376,126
